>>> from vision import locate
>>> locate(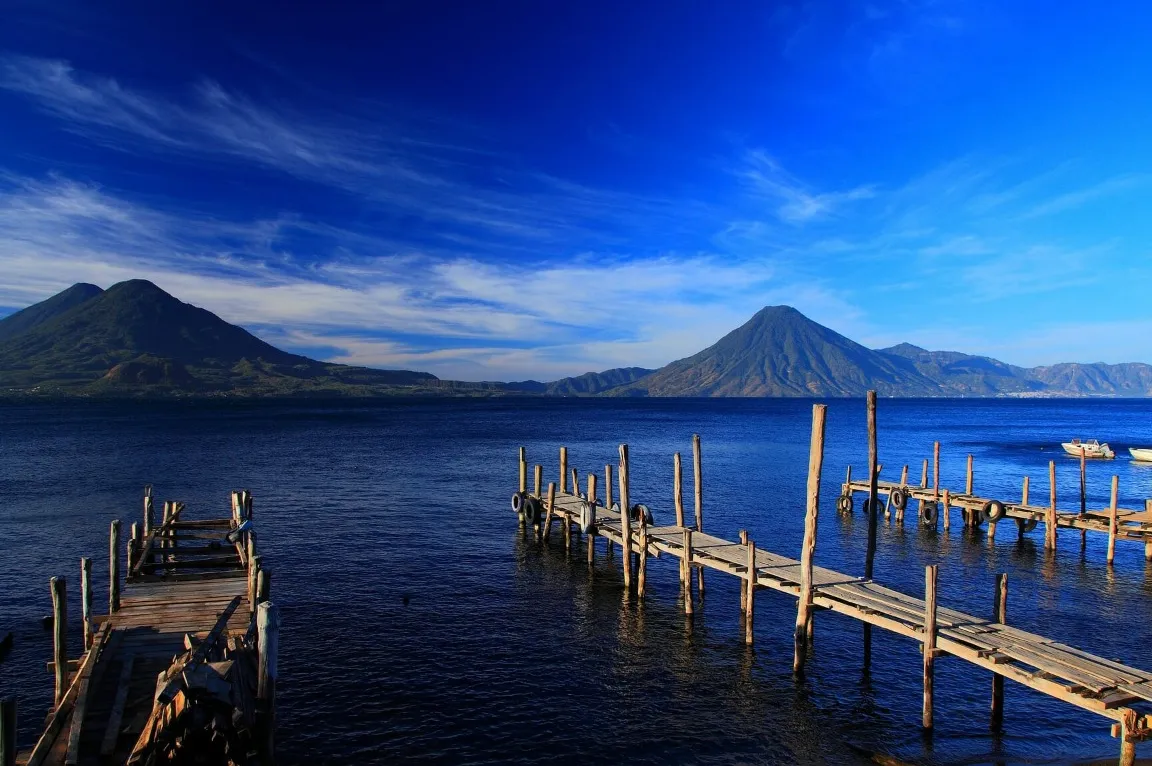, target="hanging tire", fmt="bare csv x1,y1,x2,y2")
837,494,853,513
891,488,908,511
611,501,621,514
981,500,1006,523
630,503,654,525
921,501,939,525
524,497,542,525
865,497,884,516
579,500,596,534
511,491,525,514
1017,516,1038,533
